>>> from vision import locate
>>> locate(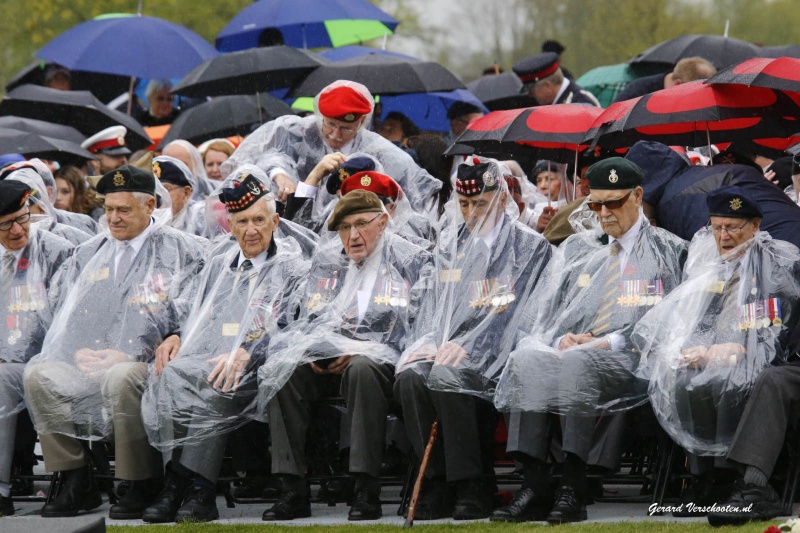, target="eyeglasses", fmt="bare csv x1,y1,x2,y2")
322,119,358,136
0,212,31,231
586,190,633,212
707,219,751,236
337,213,381,235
